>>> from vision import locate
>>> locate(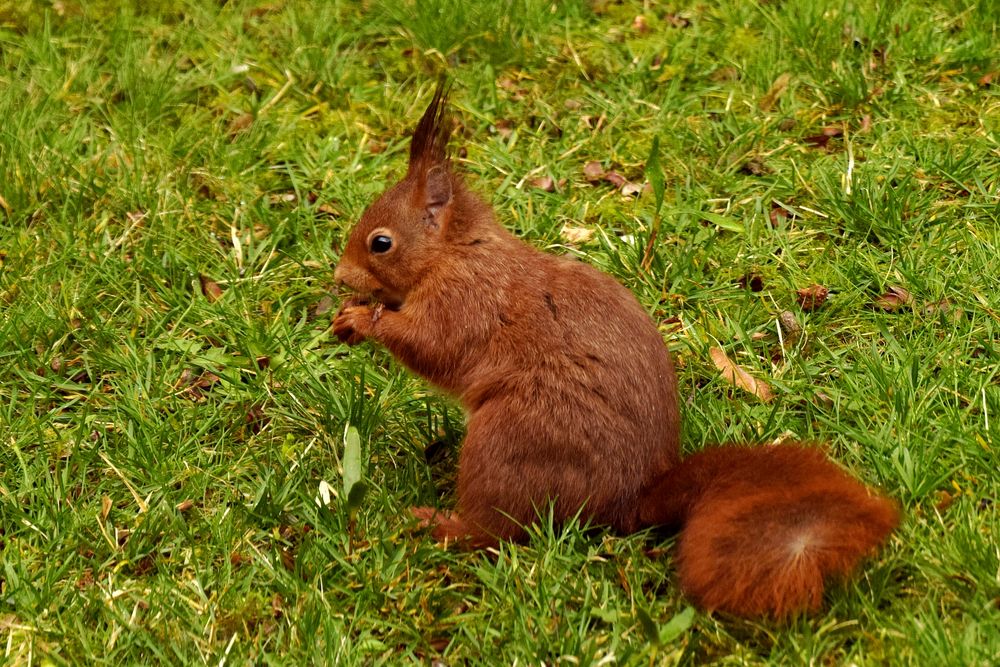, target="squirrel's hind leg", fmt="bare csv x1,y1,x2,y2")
411,402,568,549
